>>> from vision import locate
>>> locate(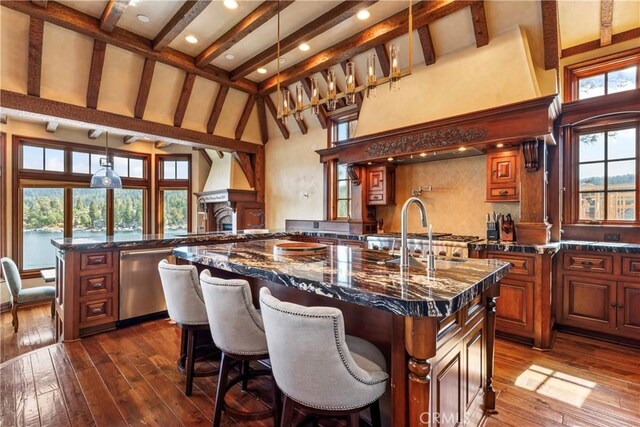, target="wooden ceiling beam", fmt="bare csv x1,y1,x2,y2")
541,0,559,70
562,27,640,58
256,97,269,144
207,85,230,134
45,121,59,133
155,141,172,149
235,95,256,140
263,95,289,140
470,1,489,48
99,0,131,33
287,90,308,135
375,45,390,77
2,1,258,94
27,17,44,97
230,0,377,80
87,39,107,109
0,114,7,125
1,90,261,153
417,26,435,65
134,58,155,119
258,0,473,94
600,0,614,47
174,73,196,127
31,0,47,7
153,0,212,51
196,1,294,67
88,129,103,139
300,77,328,129
216,151,224,159
233,152,255,188
123,135,139,144
196,148,212,167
